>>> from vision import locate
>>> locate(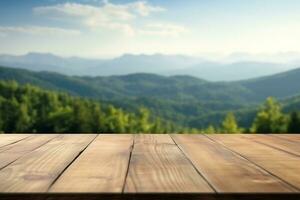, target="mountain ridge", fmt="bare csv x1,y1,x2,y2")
1,65,300,128
0,52,297,81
